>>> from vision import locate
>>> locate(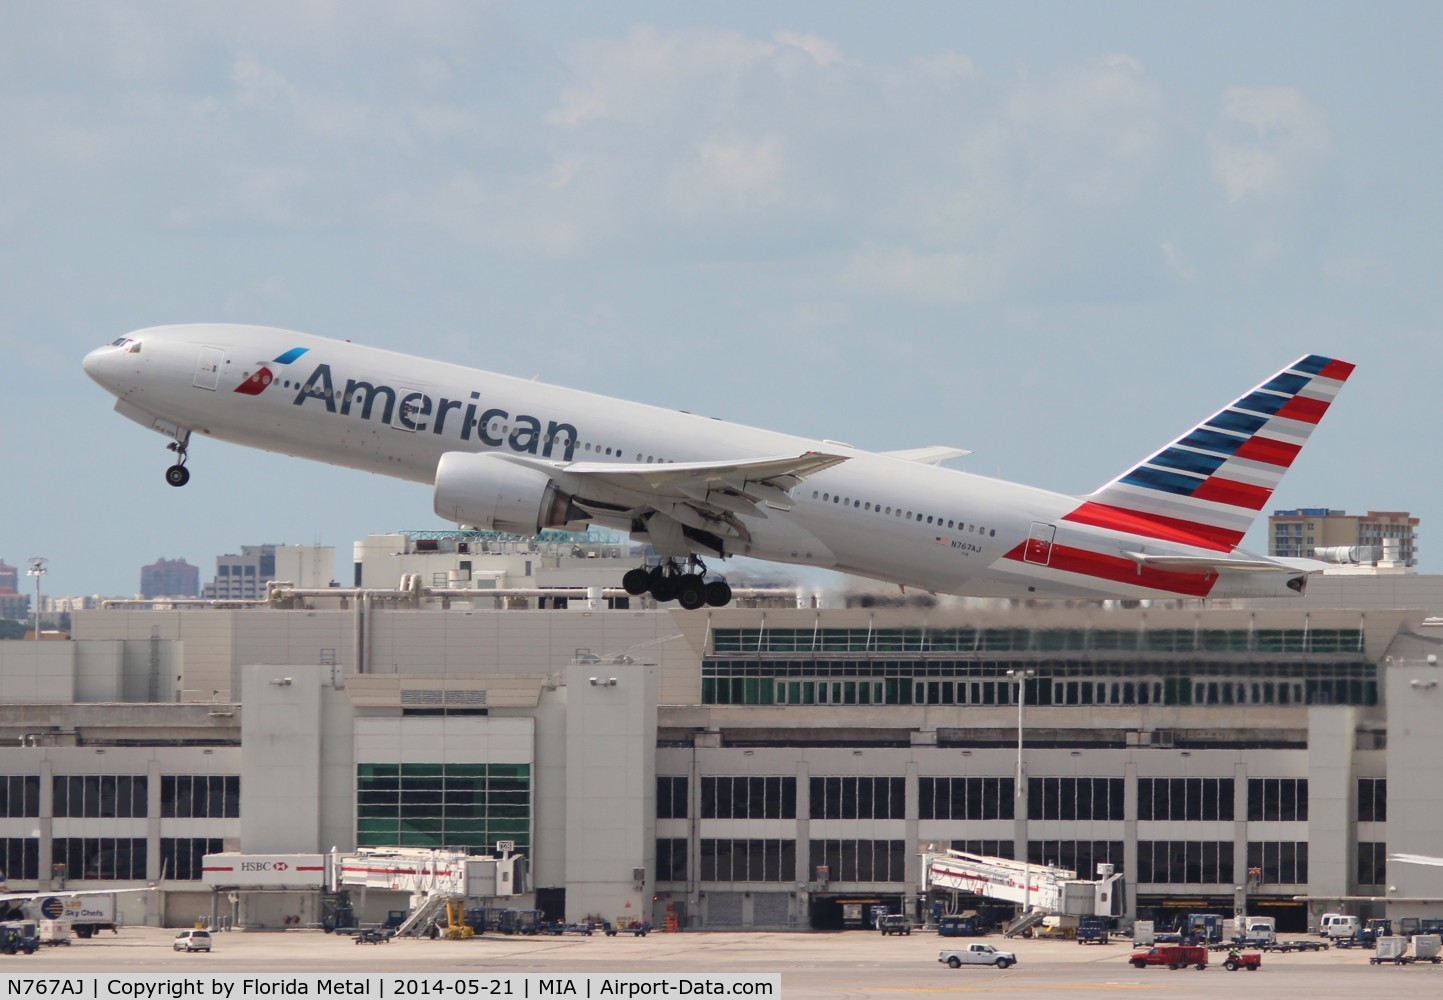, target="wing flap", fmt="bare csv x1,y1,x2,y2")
561,451,846,528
